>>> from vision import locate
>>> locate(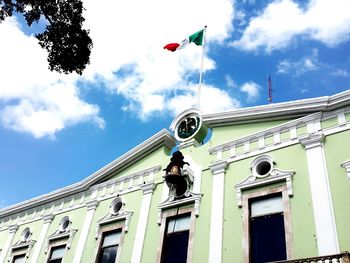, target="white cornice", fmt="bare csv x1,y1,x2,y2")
203,90,350,126
0,129,176,219
341,160,350,180
208,112,322,154
209,161,228,175
299,133,325,150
